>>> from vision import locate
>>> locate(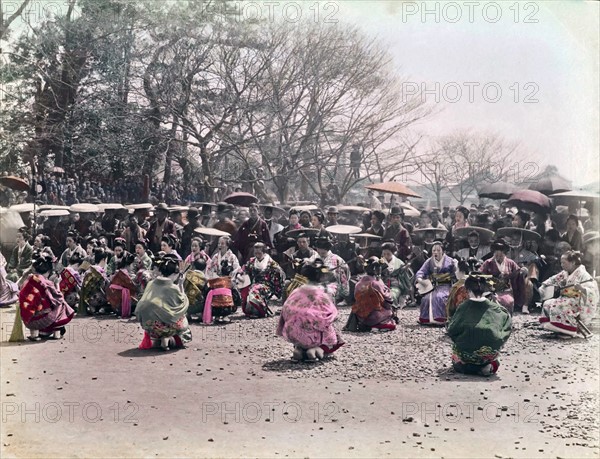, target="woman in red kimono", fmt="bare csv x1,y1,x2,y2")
20,252,75,341
480,239,526,315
